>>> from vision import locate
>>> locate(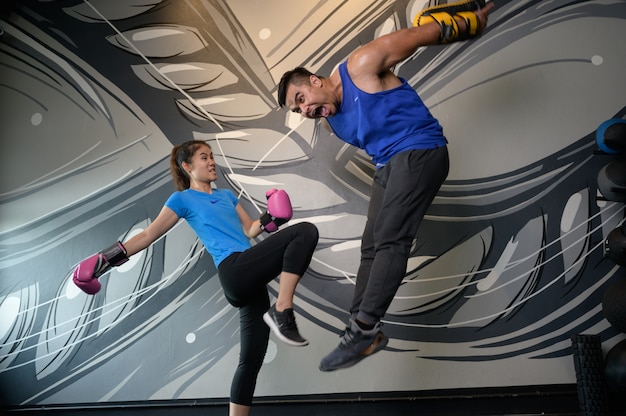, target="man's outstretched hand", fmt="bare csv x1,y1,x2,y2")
476,1,495,32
